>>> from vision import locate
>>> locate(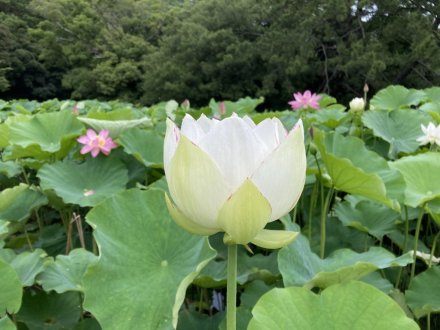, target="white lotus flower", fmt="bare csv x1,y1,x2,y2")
164,114,306,248
349,97,365,112
417,122,440,146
